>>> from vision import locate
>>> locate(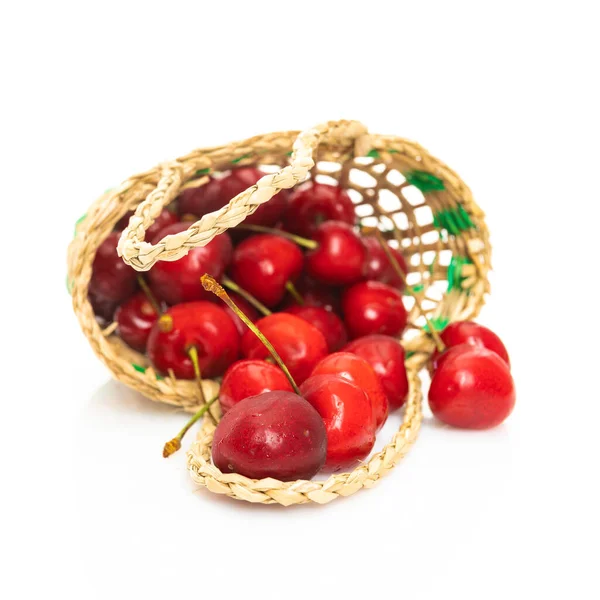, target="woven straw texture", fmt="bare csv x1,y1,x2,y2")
68,120,492,505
